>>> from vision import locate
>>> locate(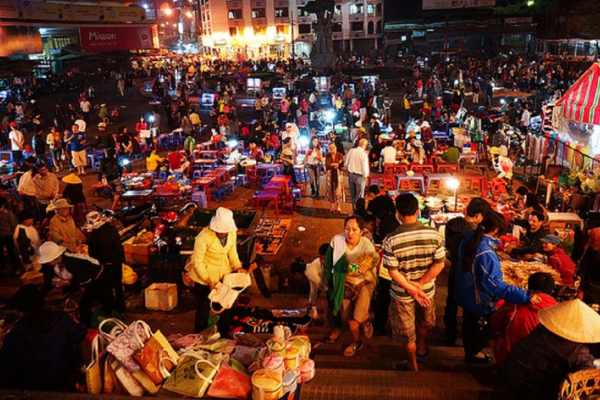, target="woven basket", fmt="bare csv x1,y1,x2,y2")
559,369,600,400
